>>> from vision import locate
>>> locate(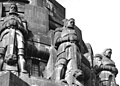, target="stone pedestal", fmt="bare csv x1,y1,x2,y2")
0,71,29,86
0,71,65,86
